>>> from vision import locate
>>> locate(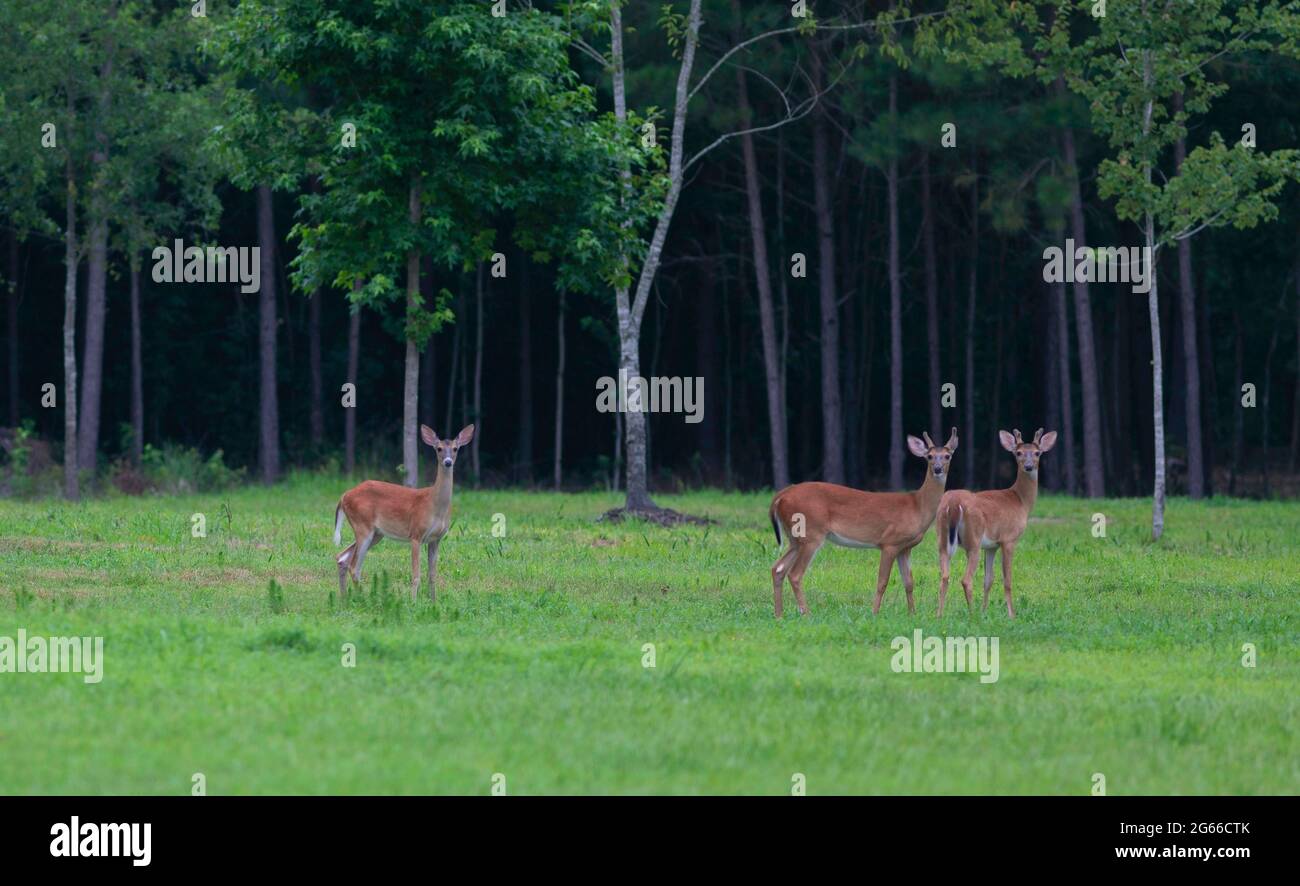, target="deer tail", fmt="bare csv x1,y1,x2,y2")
947,504,963,551
769,497,784,549
333,502,344,546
